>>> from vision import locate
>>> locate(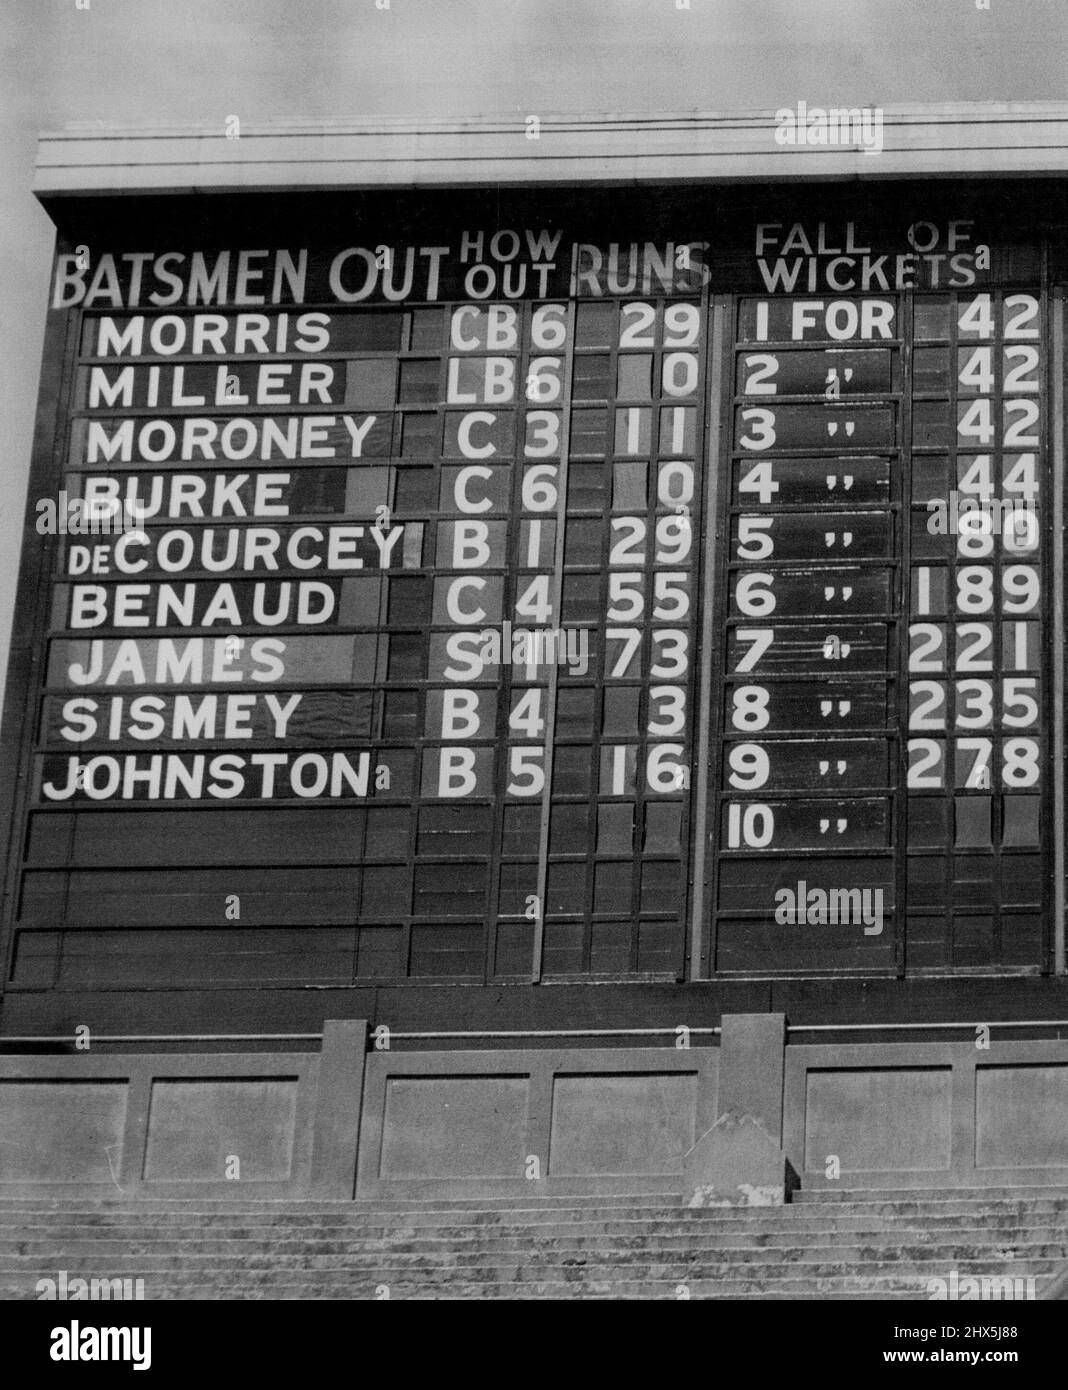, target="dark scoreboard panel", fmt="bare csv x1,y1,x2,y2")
714,289,1051,972
4,206,1060,988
